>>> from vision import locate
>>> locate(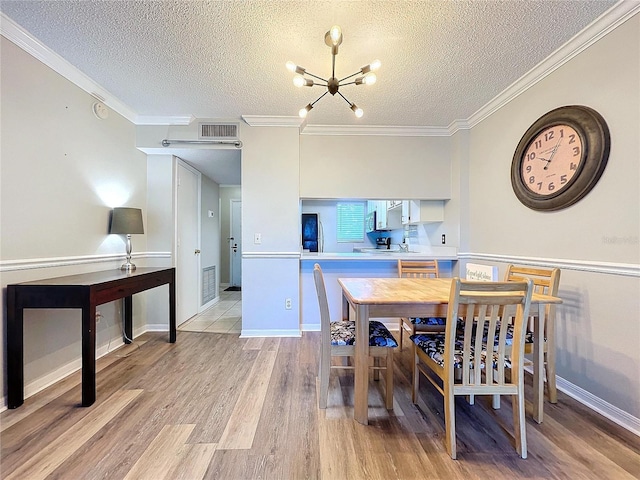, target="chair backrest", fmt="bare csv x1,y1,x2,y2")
504,264,560,319
313,263,332,348
398,259,439,278
445,278,534,387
